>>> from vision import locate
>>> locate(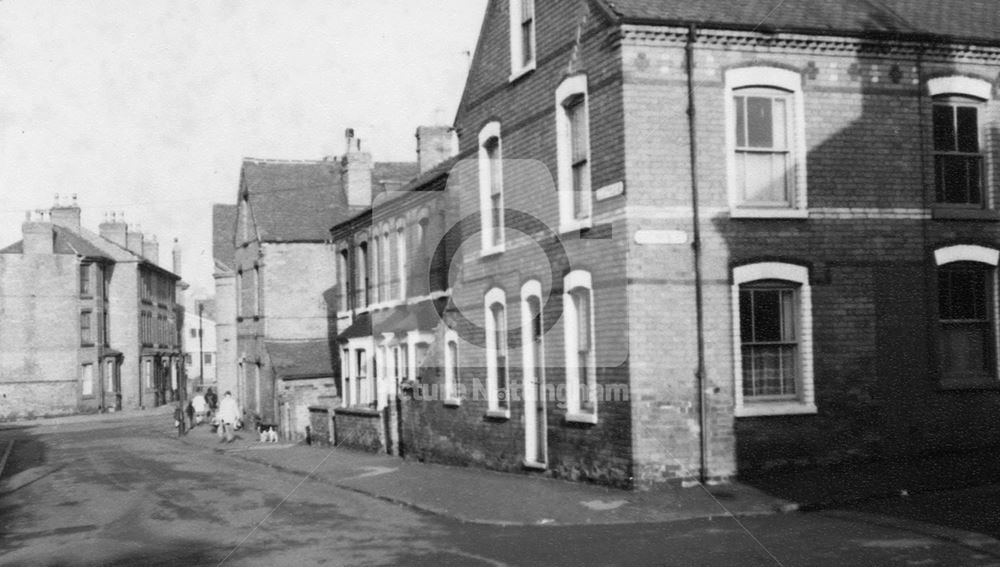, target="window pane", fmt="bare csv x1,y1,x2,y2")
942,323,991,380
780,289,796,342
491,194,503,245
745,96,774,148
737,152,790,204
772,98,787,149
933,105,956,151
957,106,979,153
940,266,988,321
751,290,781,342
735,97,746,147
574,292,590,351
569,100,588,161
522,21,533,65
